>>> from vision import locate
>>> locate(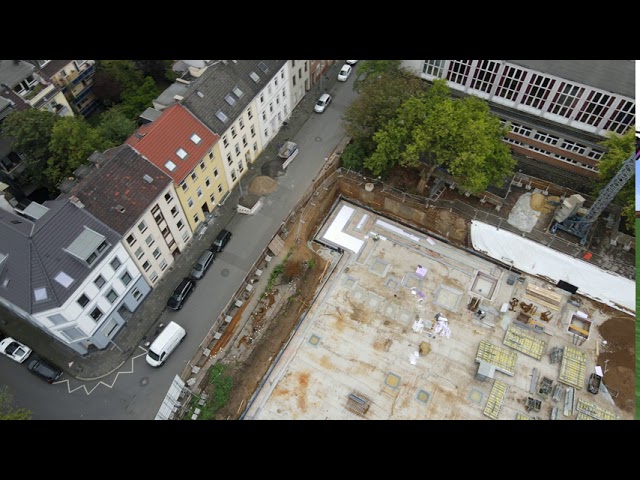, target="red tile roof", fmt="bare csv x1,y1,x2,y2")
126,104,220,184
